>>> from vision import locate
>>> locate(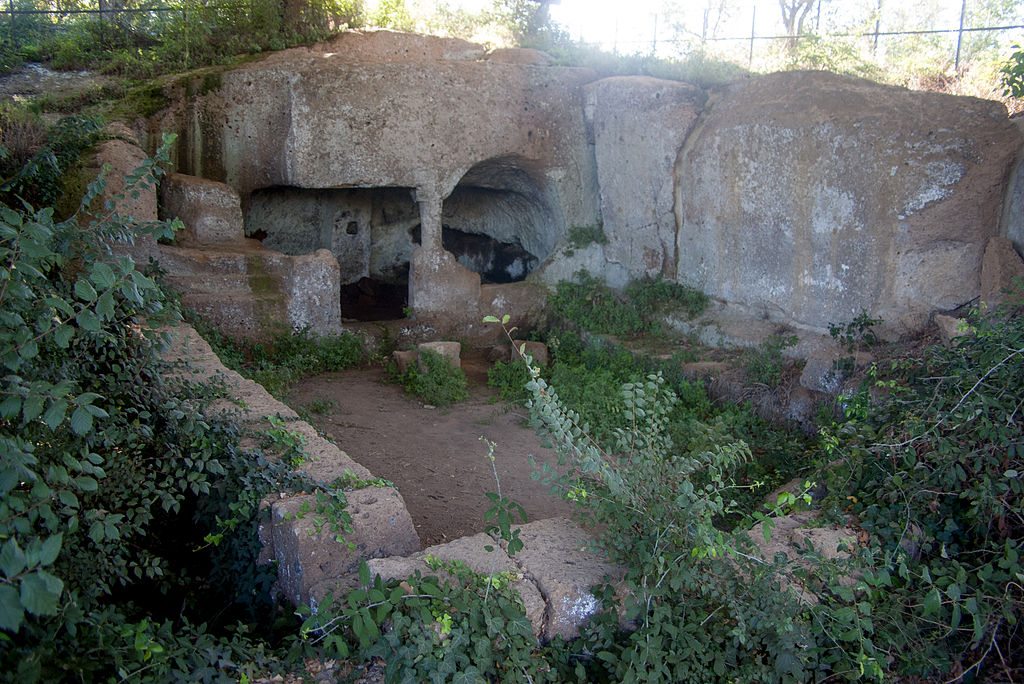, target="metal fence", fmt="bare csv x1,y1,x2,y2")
6,0,1024,72
566,3,1024,70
